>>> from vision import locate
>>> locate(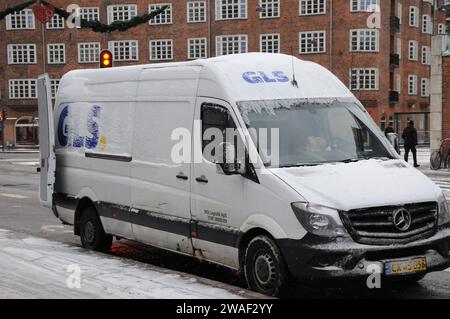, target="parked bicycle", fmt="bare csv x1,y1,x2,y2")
430,138,450,170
